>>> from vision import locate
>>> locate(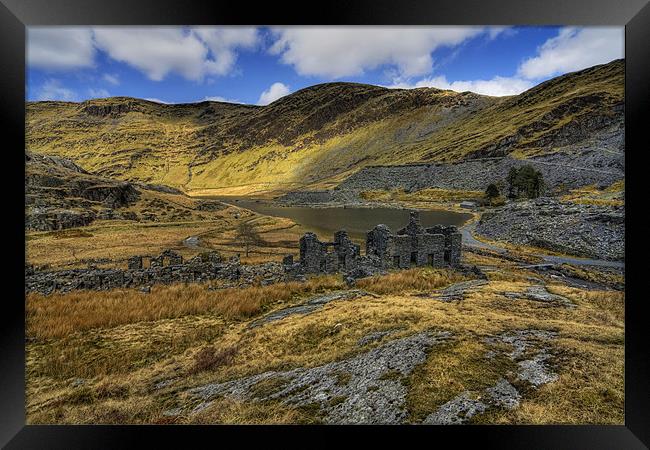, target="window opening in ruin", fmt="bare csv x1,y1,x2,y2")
410,252,417,265
428,254,435,266
393,256,400,266
339,254,346,267
444,250,451,263
320,259,326,270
